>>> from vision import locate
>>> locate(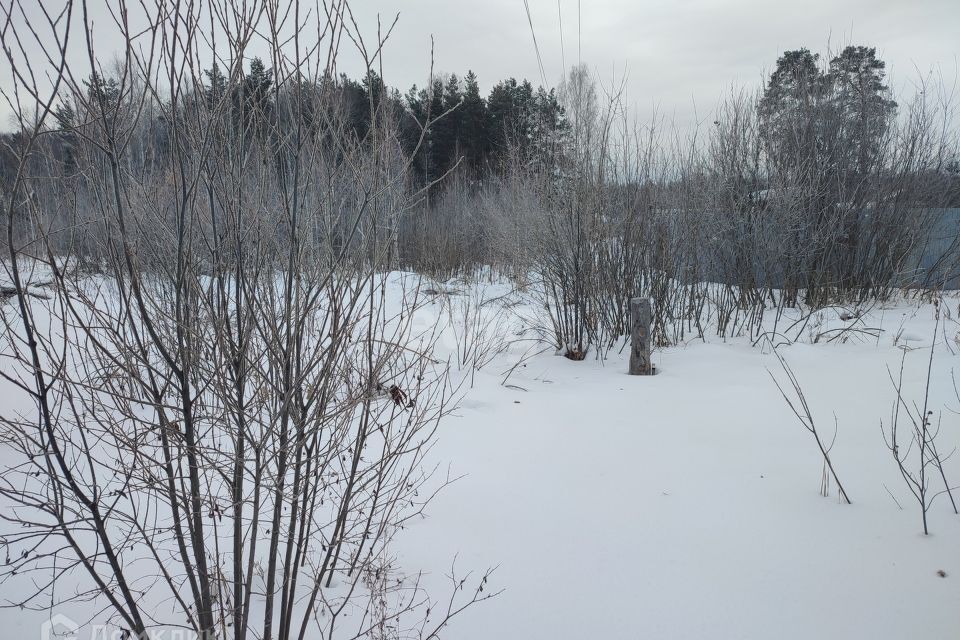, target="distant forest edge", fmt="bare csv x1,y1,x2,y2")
3,46,959,197
0,61,566,194
2,44,959,294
